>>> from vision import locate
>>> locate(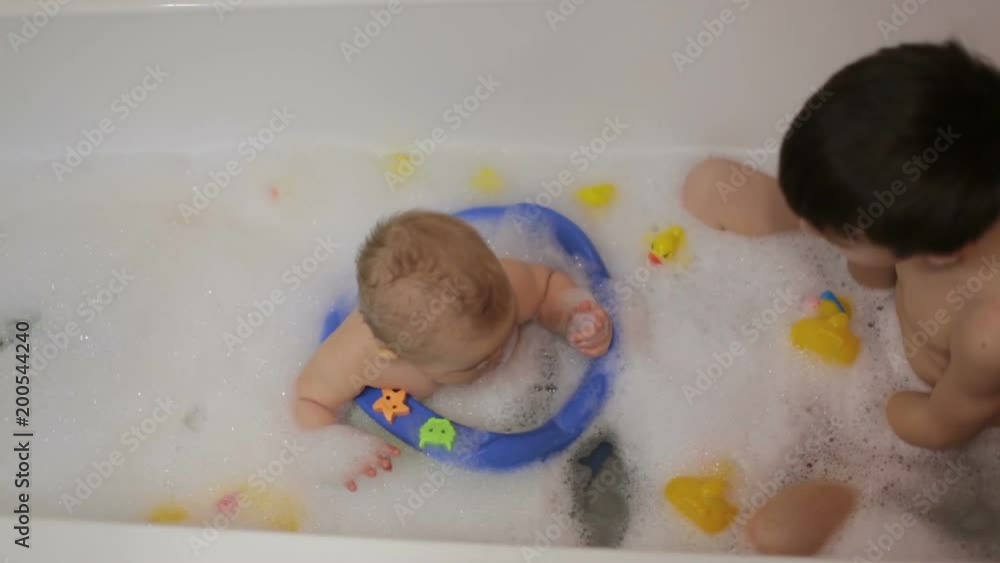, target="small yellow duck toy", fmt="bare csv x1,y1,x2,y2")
790,291,860,365
664,461,738,534
470,167,504,194
646,226,687,266
574,183,618,209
